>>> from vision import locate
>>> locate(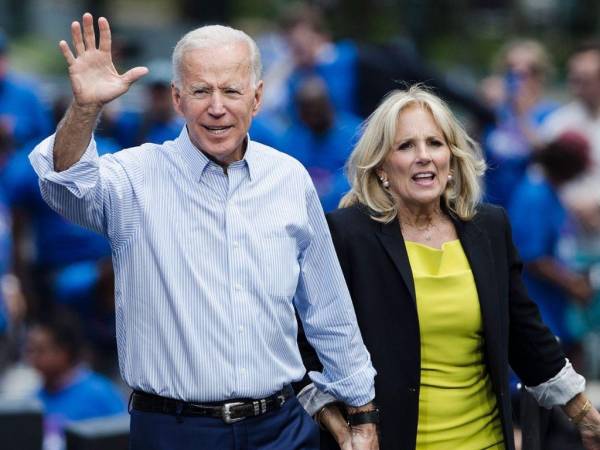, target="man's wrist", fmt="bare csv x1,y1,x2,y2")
346,401,376,415
347,408,380,427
